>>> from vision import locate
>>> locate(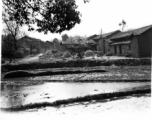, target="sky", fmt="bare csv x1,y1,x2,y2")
6,0,152,41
